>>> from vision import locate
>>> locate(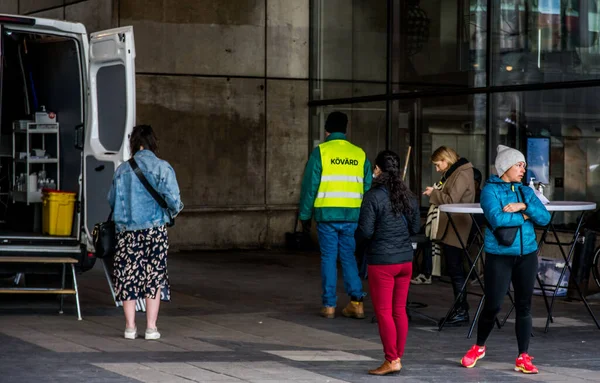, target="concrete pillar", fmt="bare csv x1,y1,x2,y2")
267,1,309,78
0,0,18,13
28,6,63,19
121,0,266,76
19,0,61,14
65,0,114,33
12,0,310,250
